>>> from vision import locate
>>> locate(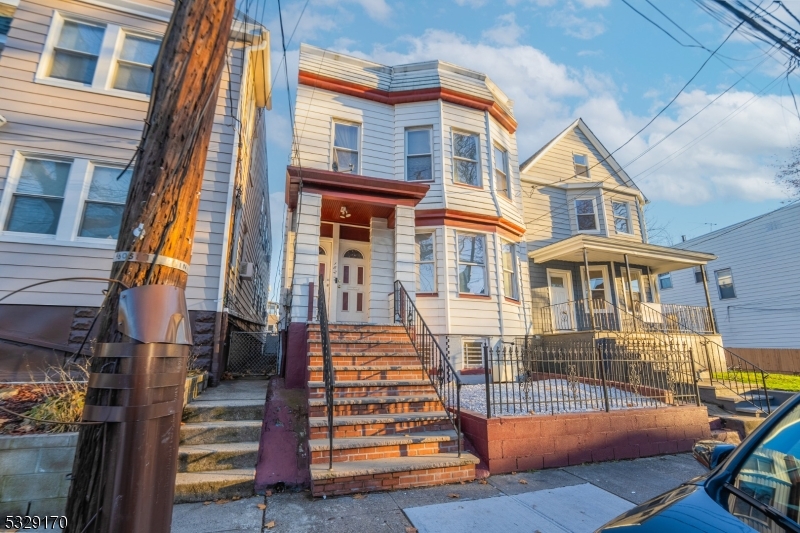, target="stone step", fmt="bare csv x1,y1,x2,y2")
177,442,260,473
308,394,442,417
174,469,255,503
308,431,460,464
180,420,263,445
308,412,453,439
182,400,265,423
308,366,426,382
309,453,479,497
308,380,435,398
